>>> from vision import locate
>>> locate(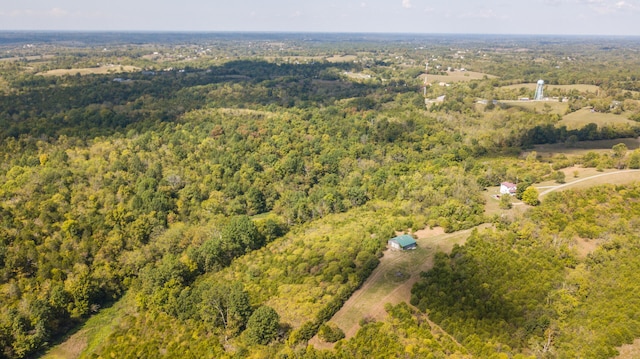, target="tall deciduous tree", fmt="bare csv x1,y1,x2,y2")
245,306,280,345
522,187,540,206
